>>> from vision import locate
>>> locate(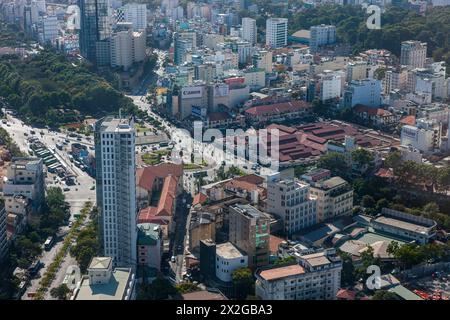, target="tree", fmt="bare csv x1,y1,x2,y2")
351,149,374,173
232,268,254,300
136,276,177,300
361,195,376,209
372,290,401,300
50,284,70,300
340,252,356,286
317,152,349,177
